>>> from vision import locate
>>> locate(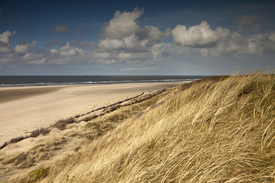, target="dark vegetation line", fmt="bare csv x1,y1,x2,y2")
76,92,145,118
0,128,51,150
